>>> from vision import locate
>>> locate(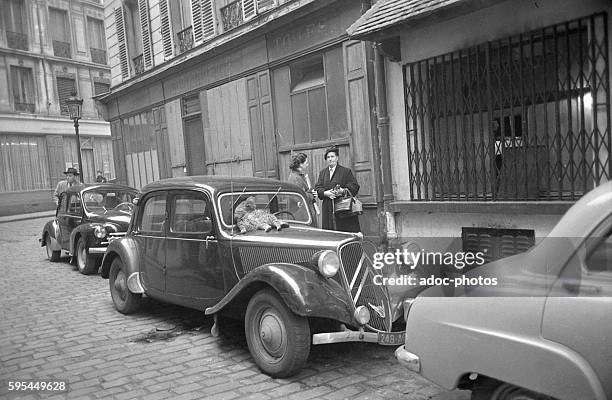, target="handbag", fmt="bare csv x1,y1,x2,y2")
333,189,363,218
